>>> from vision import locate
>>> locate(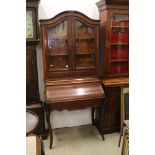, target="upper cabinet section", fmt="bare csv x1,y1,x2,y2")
40,11,100,80
96,0,129,78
